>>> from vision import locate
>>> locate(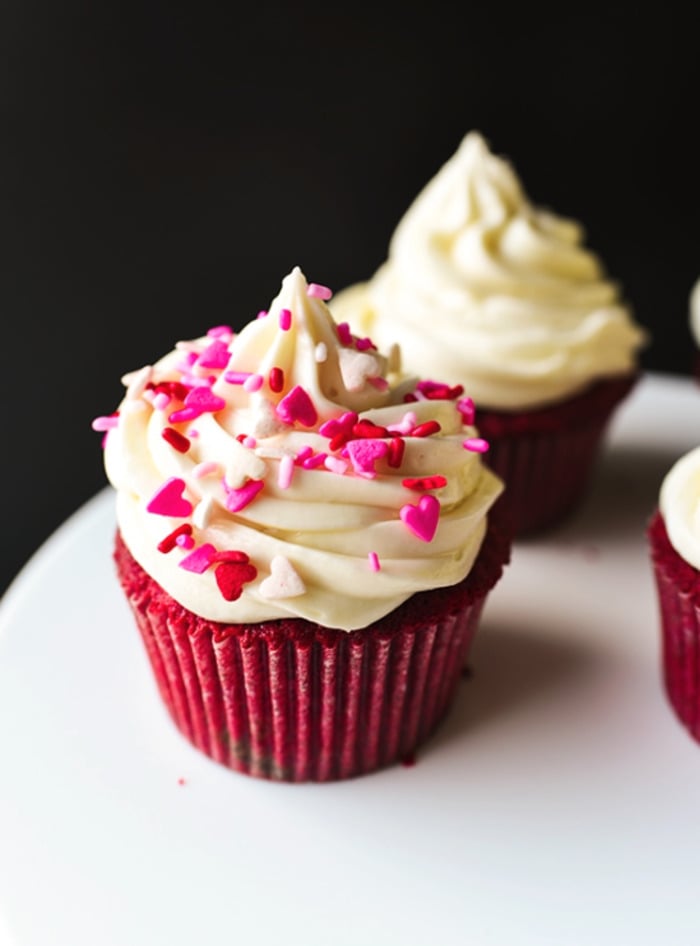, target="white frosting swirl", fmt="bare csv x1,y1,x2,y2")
689,278,700,347
103,266,503,631
332,132,647,411
660,446,700,570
